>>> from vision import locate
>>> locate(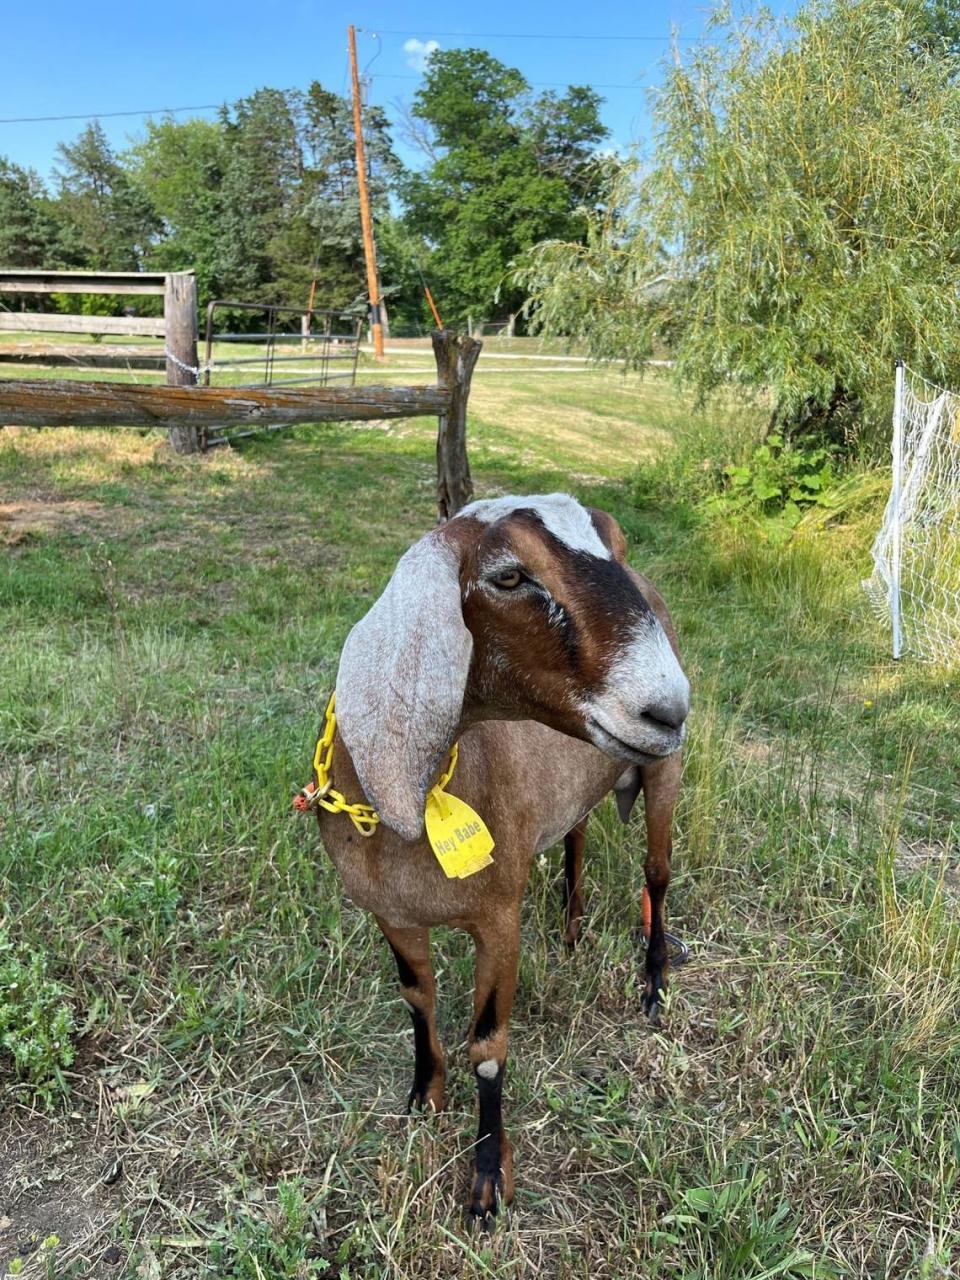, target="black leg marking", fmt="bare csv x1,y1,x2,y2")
469,1066,505,1222
408,1006,436,1109
474,988,497,1042
389,942,437,1109
563,834,578,914
389,943,418,991
563,822,586,946
642,880,668,1019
